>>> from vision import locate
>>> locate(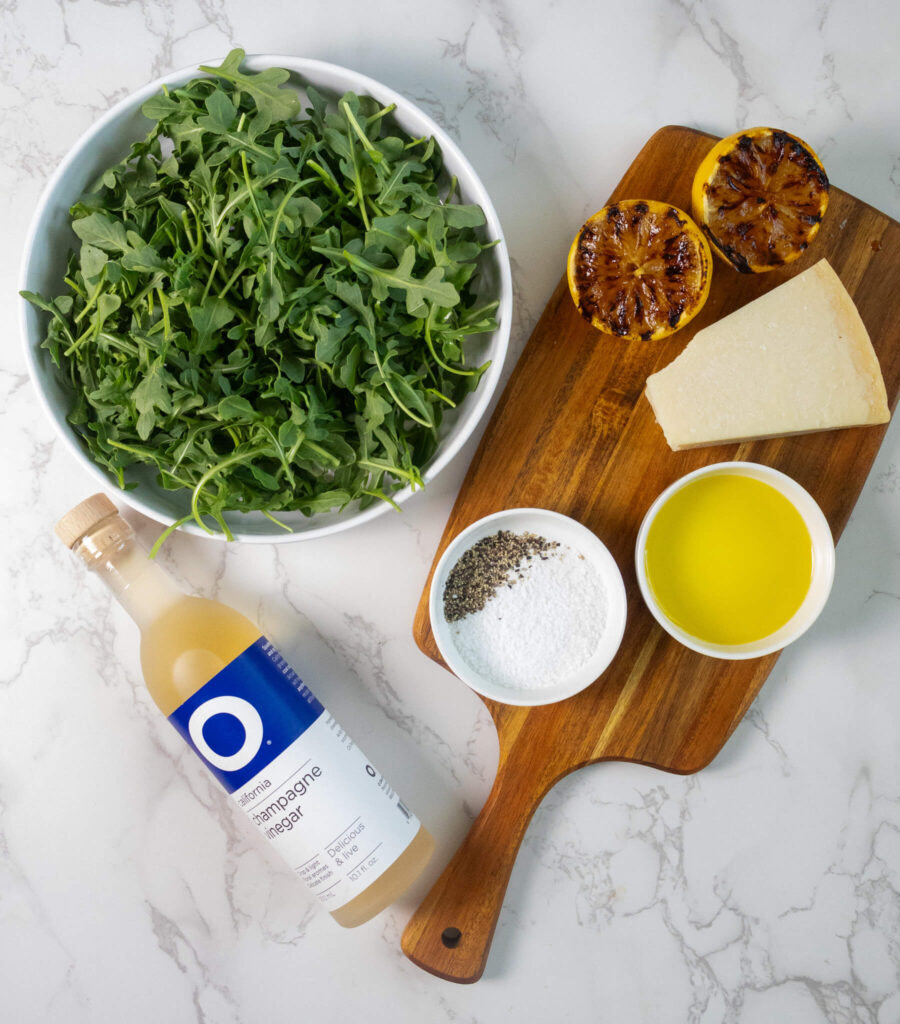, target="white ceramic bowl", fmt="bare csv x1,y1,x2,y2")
429,509,628,706
20,55,512,542
635,462,835,660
